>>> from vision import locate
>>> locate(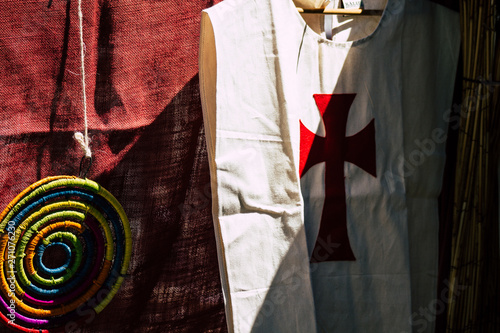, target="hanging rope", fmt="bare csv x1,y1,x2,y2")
74,0,91,160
